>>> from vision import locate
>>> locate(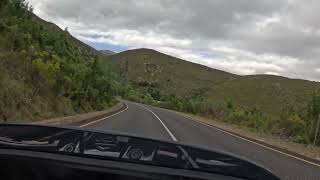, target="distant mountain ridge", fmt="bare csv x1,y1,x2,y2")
103,48,319,116
100,50,116,56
